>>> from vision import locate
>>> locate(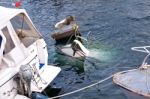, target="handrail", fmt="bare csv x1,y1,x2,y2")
131,46,150,68
140,53,150,68
131,46,150,54
76,31,92,42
